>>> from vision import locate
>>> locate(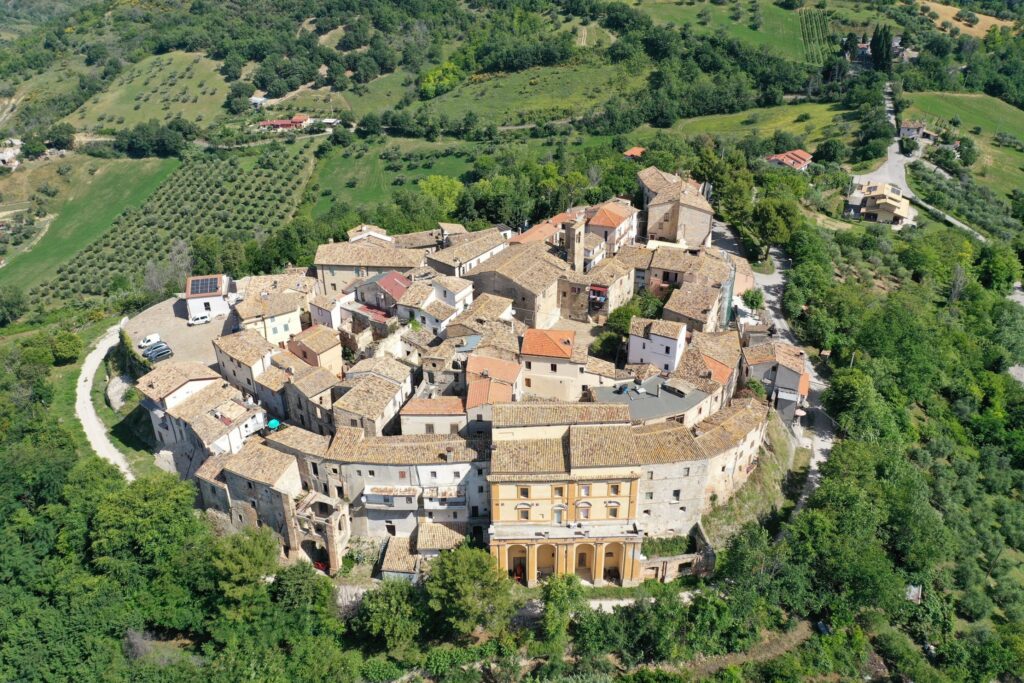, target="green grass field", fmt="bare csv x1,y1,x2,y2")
0,157,178,289
635,101,853,147
904,91,1024,198
427,59,648,126
66,51,229,130
636,0,808,62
